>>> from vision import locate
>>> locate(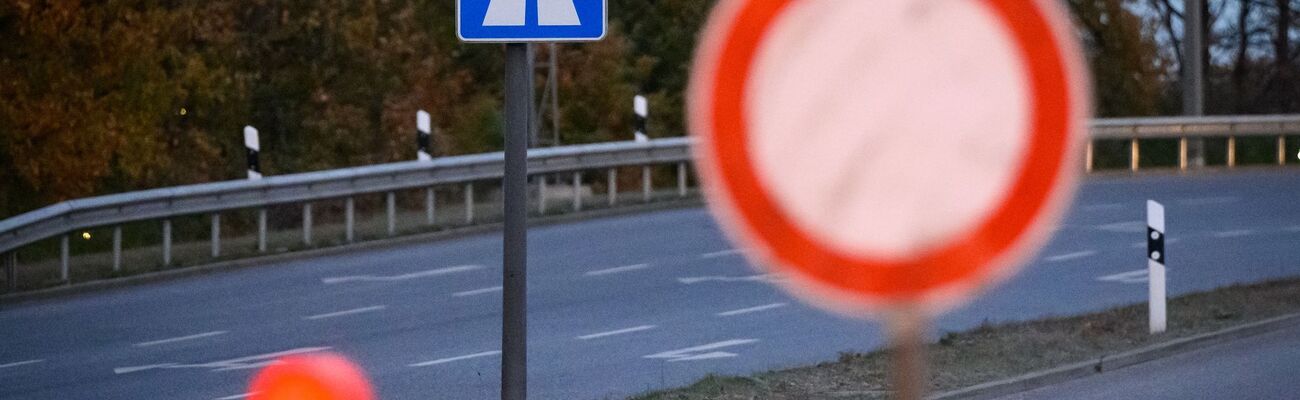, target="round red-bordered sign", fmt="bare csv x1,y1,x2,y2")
688,0,1090,315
